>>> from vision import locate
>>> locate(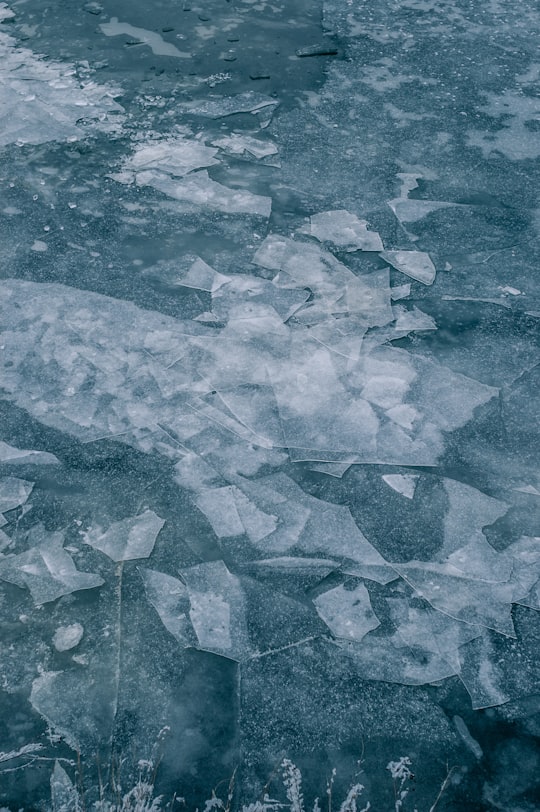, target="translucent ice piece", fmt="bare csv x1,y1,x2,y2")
134,170,272,217
0,476,34,512
99,18,190,58
180,561,250,661
140,569,196,647
83,510,165,562
313,582,380,641
212,133,278,159
309,210,384,252
388,198,456,224
458,633,511,709
181,92,278,118
50,762,80,812
53,624,84,652
0,525,103,604
395,561,516,637
442,479,509,557
382,474,418,499
175,257,231,293
0,441,59,466
380,250,436,285
121,137,219,178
